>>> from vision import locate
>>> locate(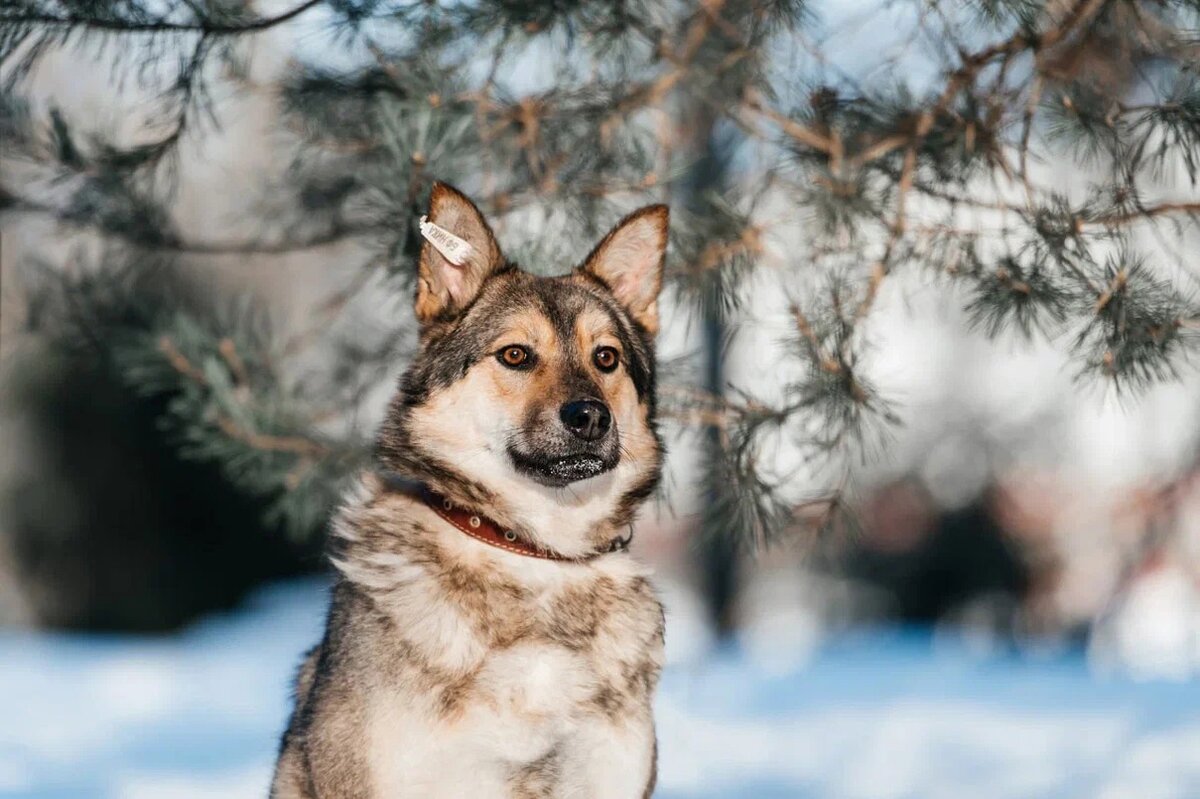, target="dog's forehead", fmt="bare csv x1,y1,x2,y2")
490,304,555,343
480,274,621,343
